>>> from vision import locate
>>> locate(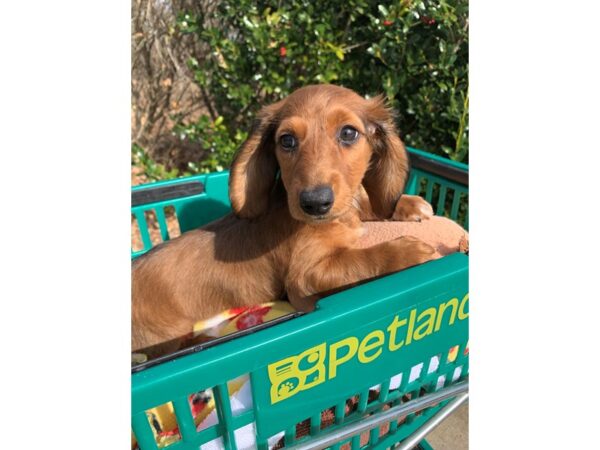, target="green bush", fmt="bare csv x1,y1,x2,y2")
132,143,181,181
173,115,249,173
172,0,467,175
